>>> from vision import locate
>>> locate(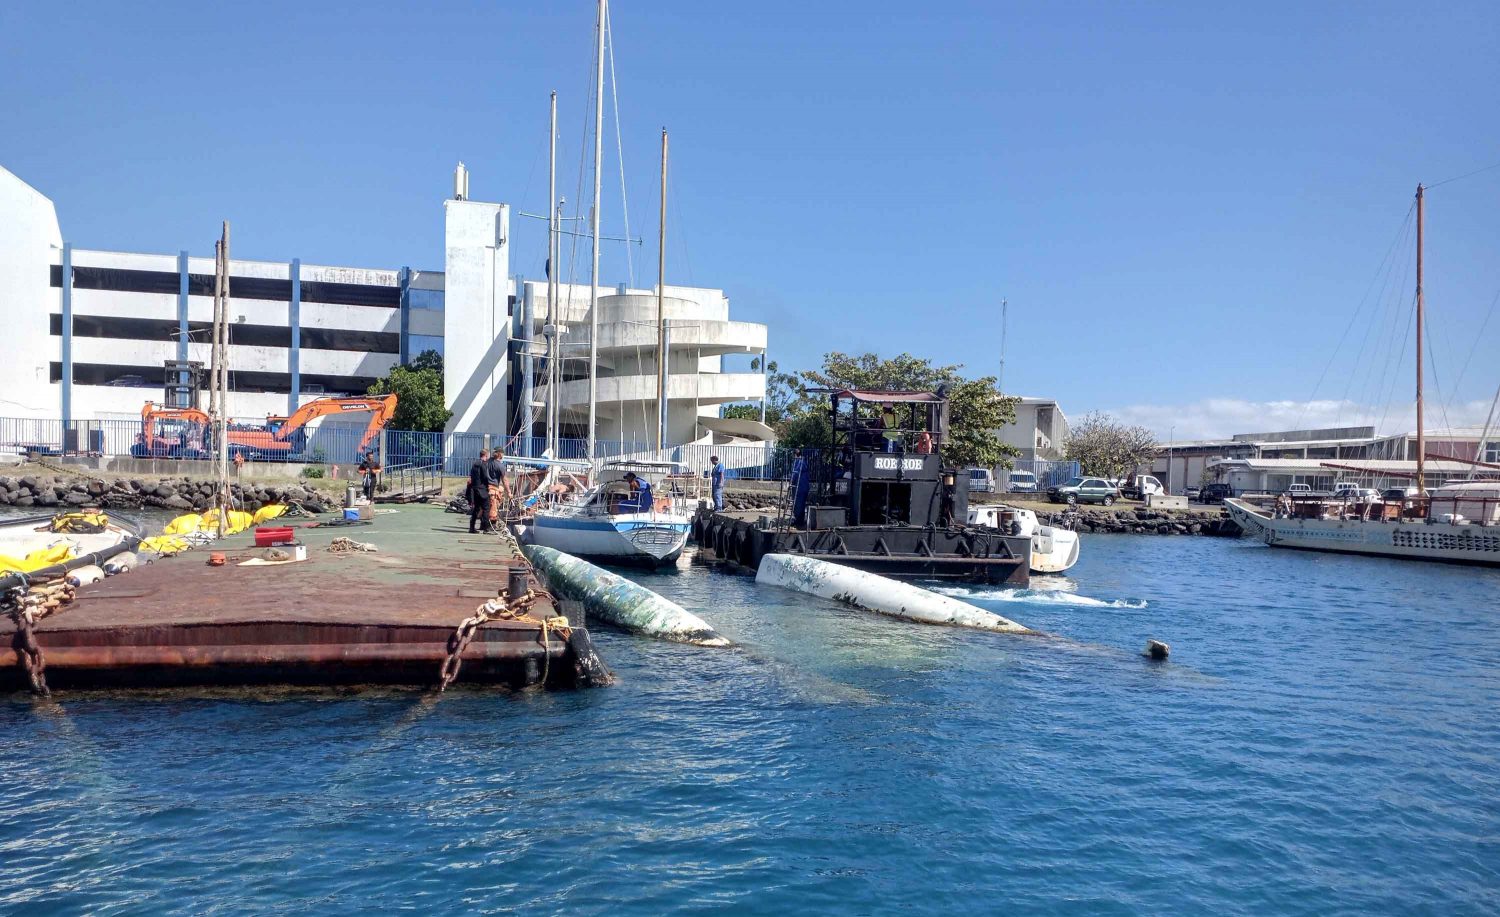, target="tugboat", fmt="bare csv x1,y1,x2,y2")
693,388,1032,585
